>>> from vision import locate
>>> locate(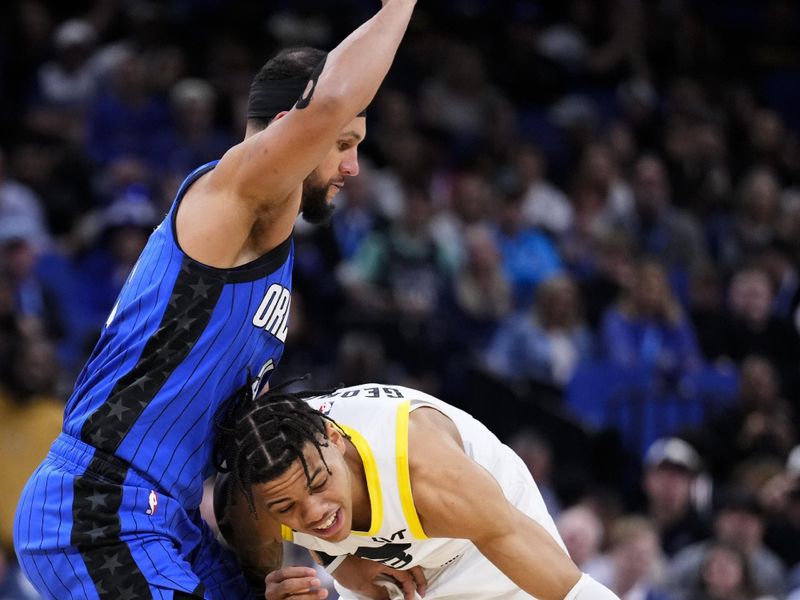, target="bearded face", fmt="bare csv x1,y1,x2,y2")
300,168,337,225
